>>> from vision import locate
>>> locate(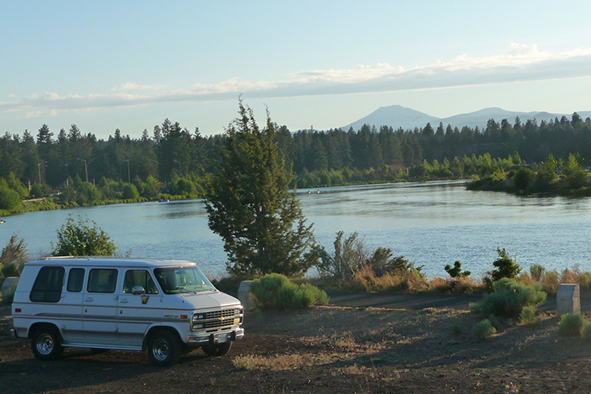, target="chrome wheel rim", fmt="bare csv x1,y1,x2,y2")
36,333,55,356
152,338,170,362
